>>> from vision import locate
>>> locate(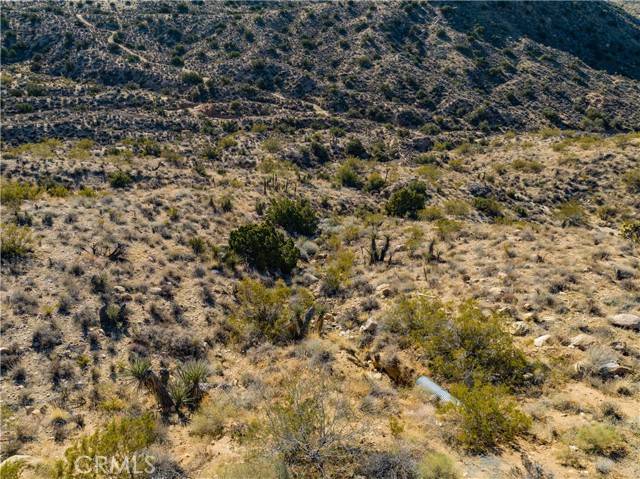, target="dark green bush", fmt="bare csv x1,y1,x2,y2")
108,171,133,188
385,181,429,219
182,71,203,85
229,222,299,274
472,197,503,218
266,197,318,236
336,158,363,189
344,138,367,158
